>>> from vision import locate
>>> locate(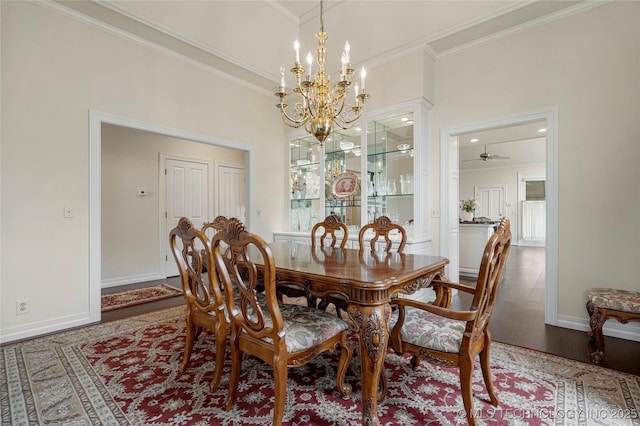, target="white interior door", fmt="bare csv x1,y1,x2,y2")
165,157,210,276
474,185,506,220
217,164,246,222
